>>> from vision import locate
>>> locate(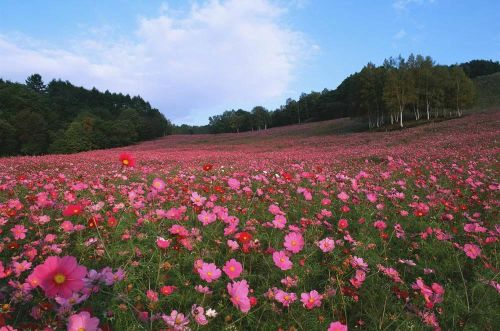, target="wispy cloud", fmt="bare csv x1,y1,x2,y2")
393,0,435,11
394,29,407,40
0,0,311,124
